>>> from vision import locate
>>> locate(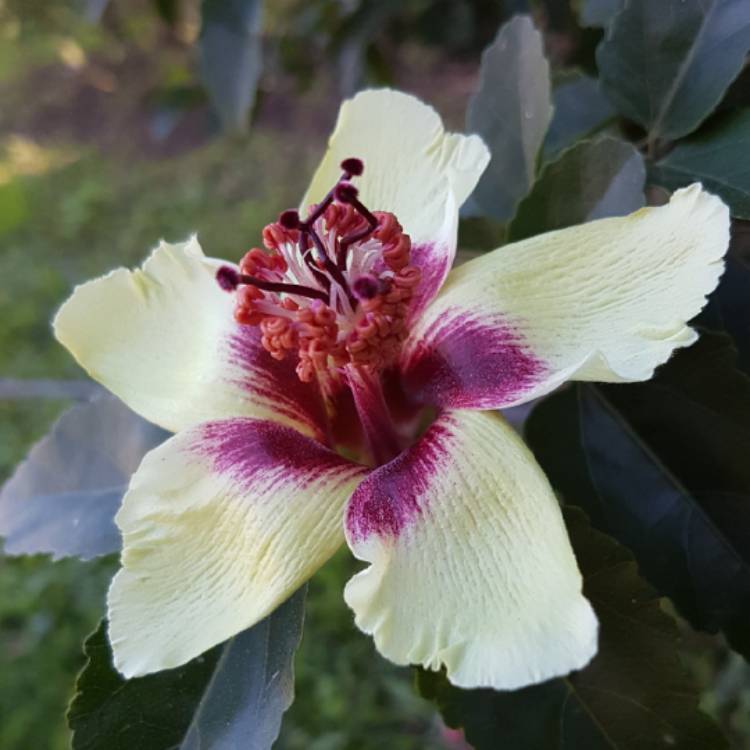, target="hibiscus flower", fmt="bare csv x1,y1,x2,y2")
53,89,729,690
